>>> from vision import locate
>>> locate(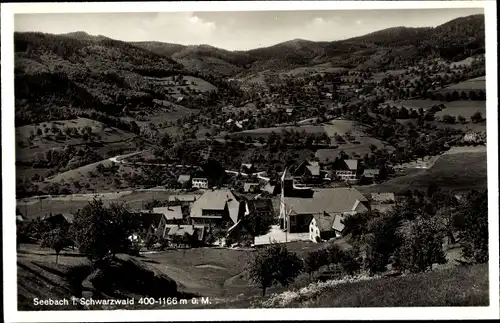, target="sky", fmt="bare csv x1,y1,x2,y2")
14,8,484,51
